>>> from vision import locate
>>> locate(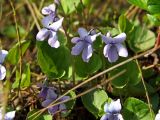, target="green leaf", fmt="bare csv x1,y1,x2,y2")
81,89,108,118
1,25,26,39
109,60,141,88
27,109,52,120
6,40,30,65
127,26,156,53
112,81,155,97
37,41,72,79
61,0,80,14
147,0,160,14
123,97,155,120
93,36,103,51
57,31,67,46
74,54,102,79
12,63,31,89
148,5,160,14
62,91,76,117
127,0,148,10
147,14,160,26
118,14,134,33
82,0,91,6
